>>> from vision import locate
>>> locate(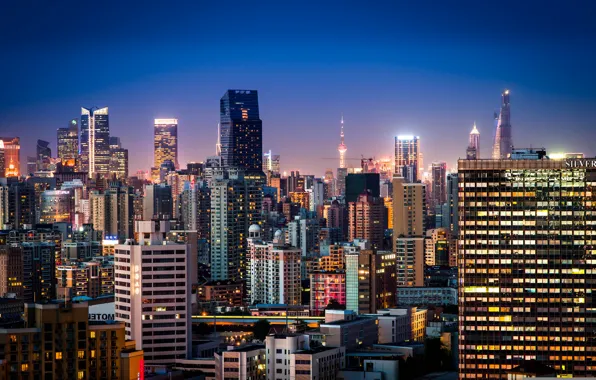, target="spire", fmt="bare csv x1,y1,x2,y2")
470,121,479,135
216,122,222,156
